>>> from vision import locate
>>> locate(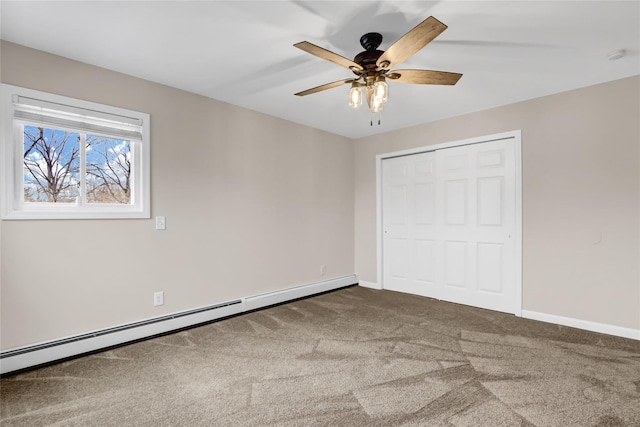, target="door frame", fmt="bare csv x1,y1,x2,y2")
376,130,523,316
